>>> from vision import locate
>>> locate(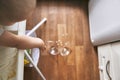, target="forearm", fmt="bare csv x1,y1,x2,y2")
0,31,45,49
16,35,45,49
0,31,19,47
